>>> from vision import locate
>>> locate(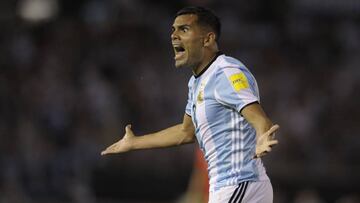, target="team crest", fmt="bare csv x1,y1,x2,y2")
197,82,205,104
